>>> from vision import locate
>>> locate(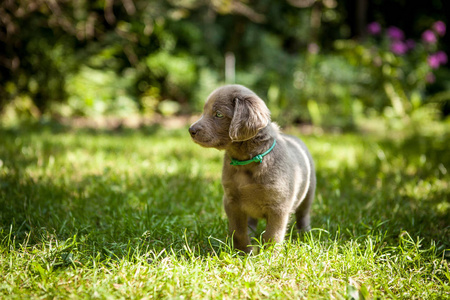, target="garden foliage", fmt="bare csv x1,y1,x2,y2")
0,0,449,127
